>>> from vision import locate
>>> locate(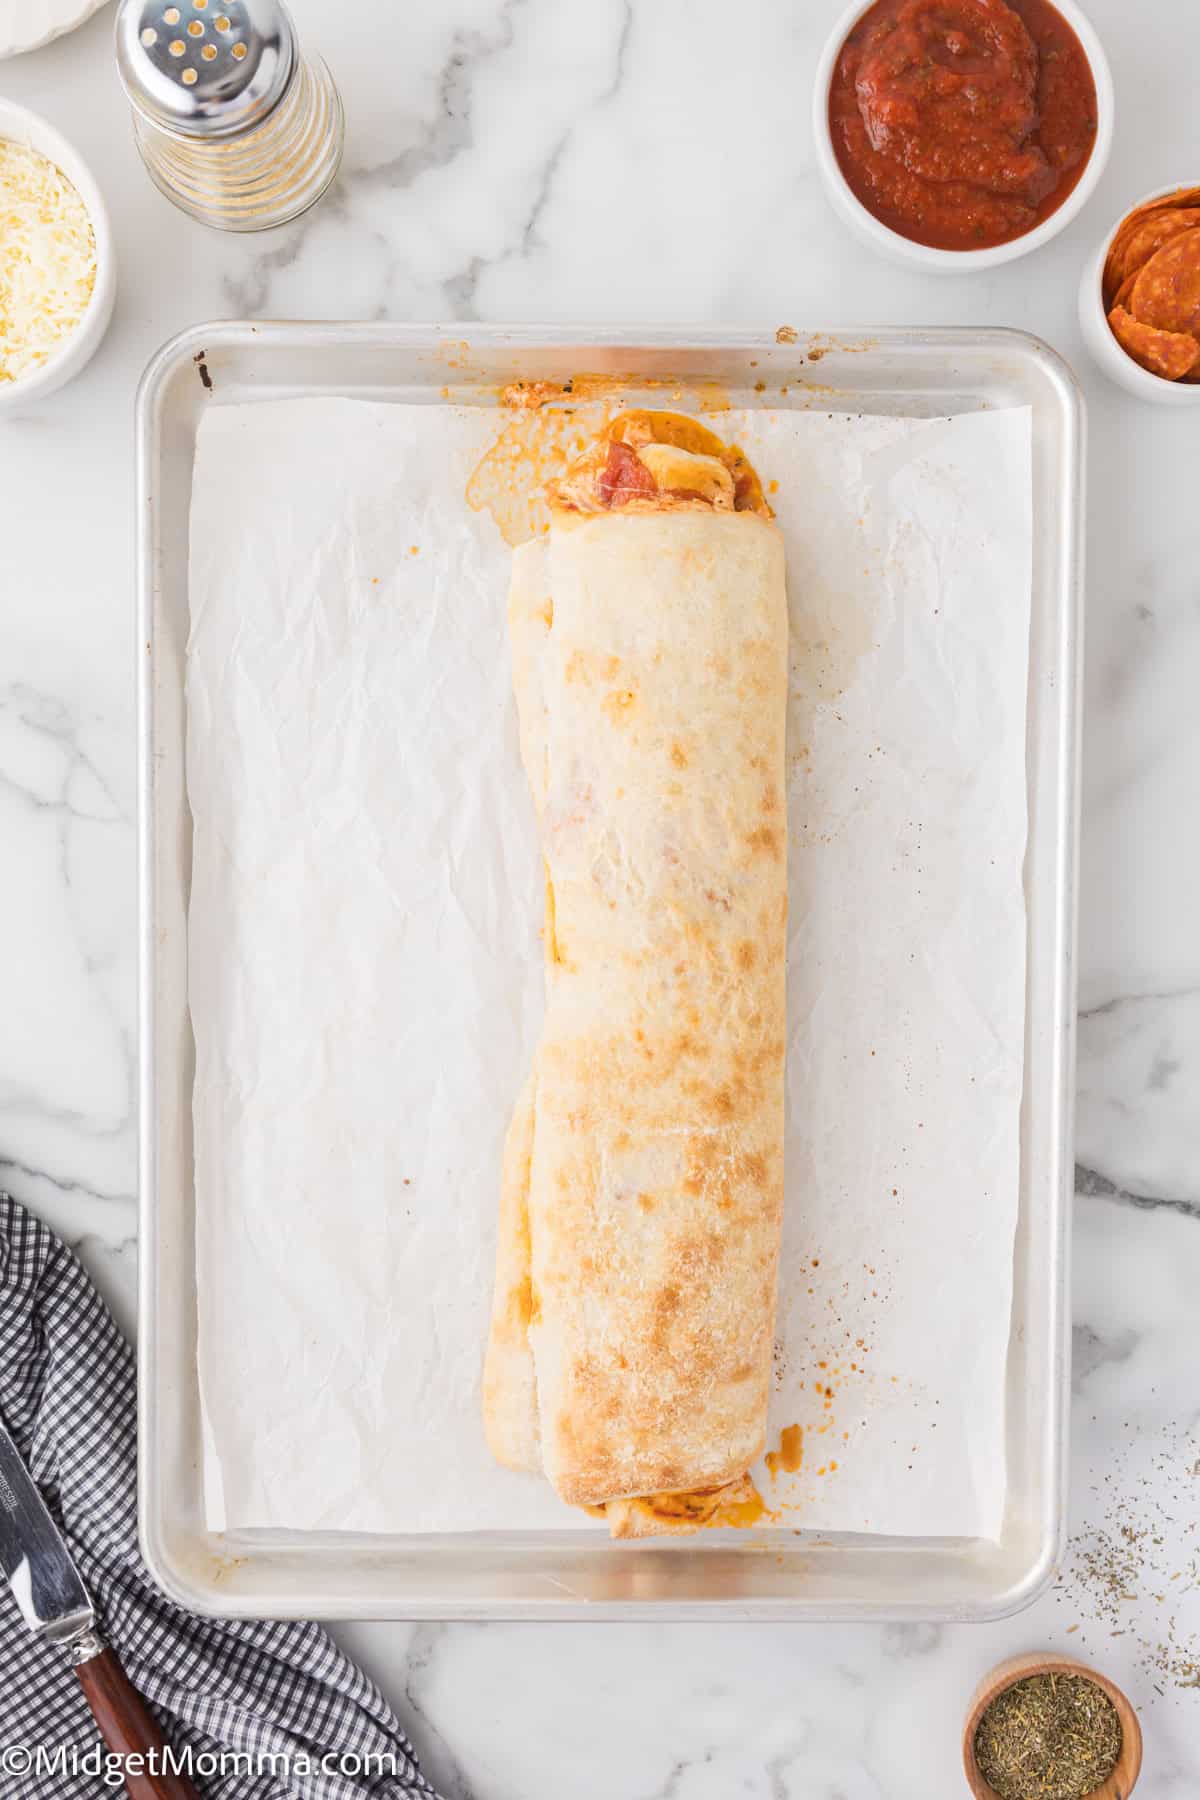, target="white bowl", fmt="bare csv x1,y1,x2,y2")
812,0,1114,273
0,0,111,61
1079,183,1200,405
0,100,116,412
